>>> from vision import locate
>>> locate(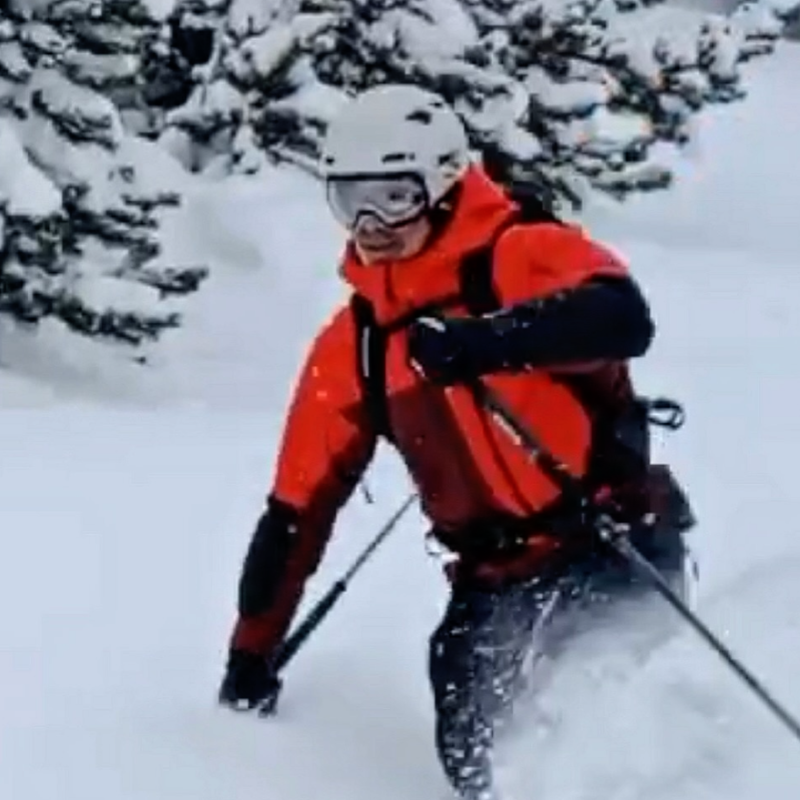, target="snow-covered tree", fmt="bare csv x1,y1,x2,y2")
149,0,799,208
0,1,207,346
141,0,301,176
